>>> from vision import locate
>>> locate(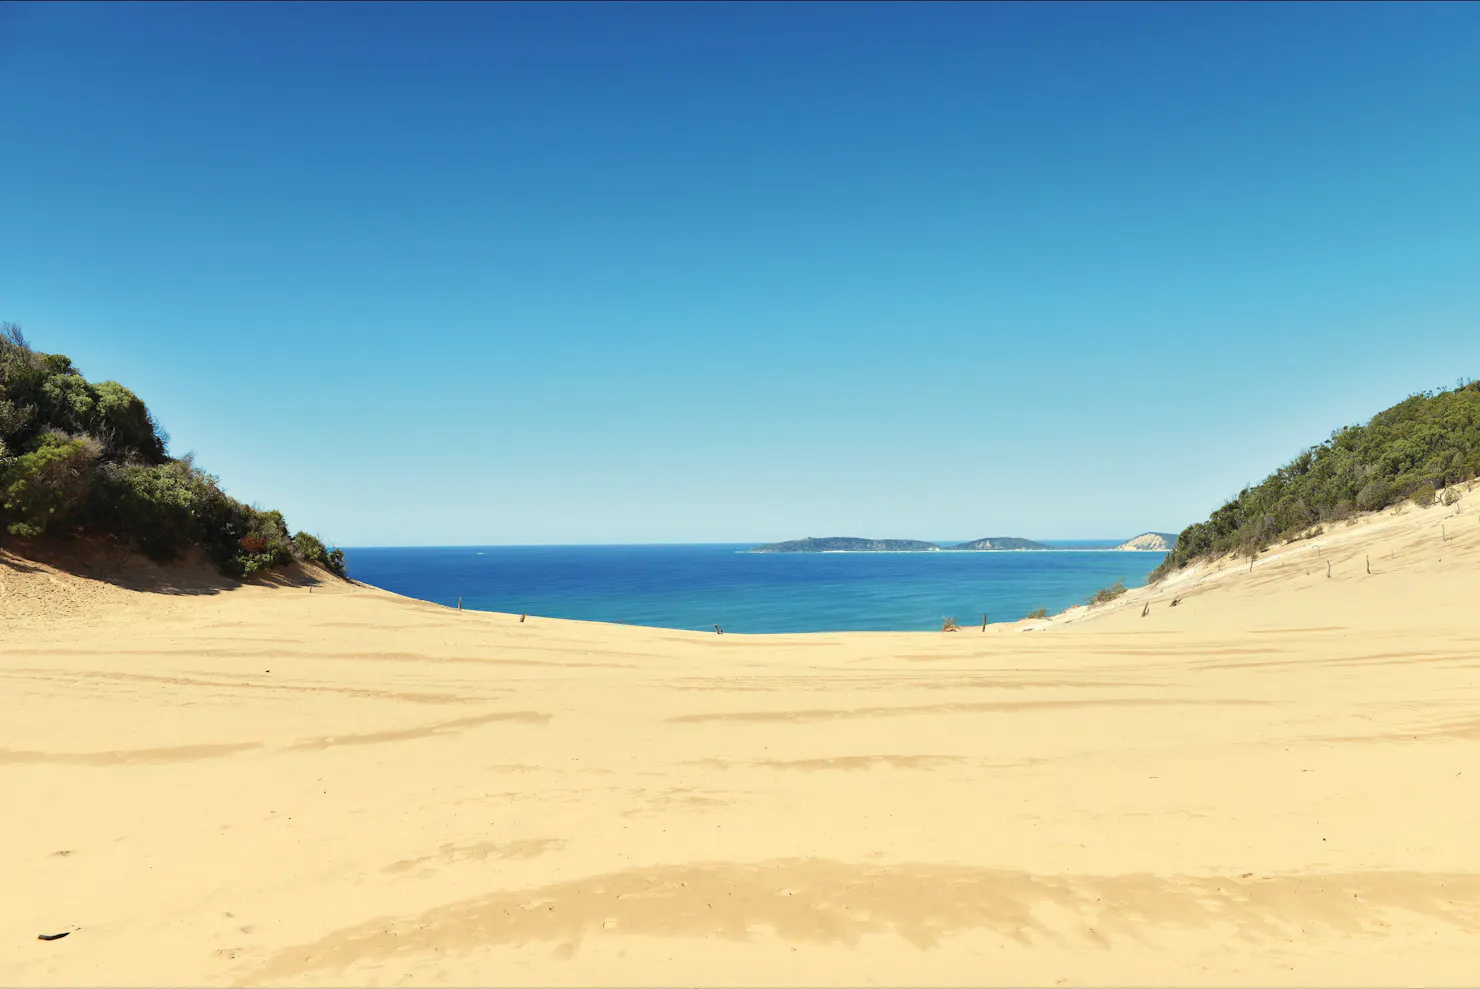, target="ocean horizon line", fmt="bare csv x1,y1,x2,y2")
339,542,1171,635
341,538,1170,551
